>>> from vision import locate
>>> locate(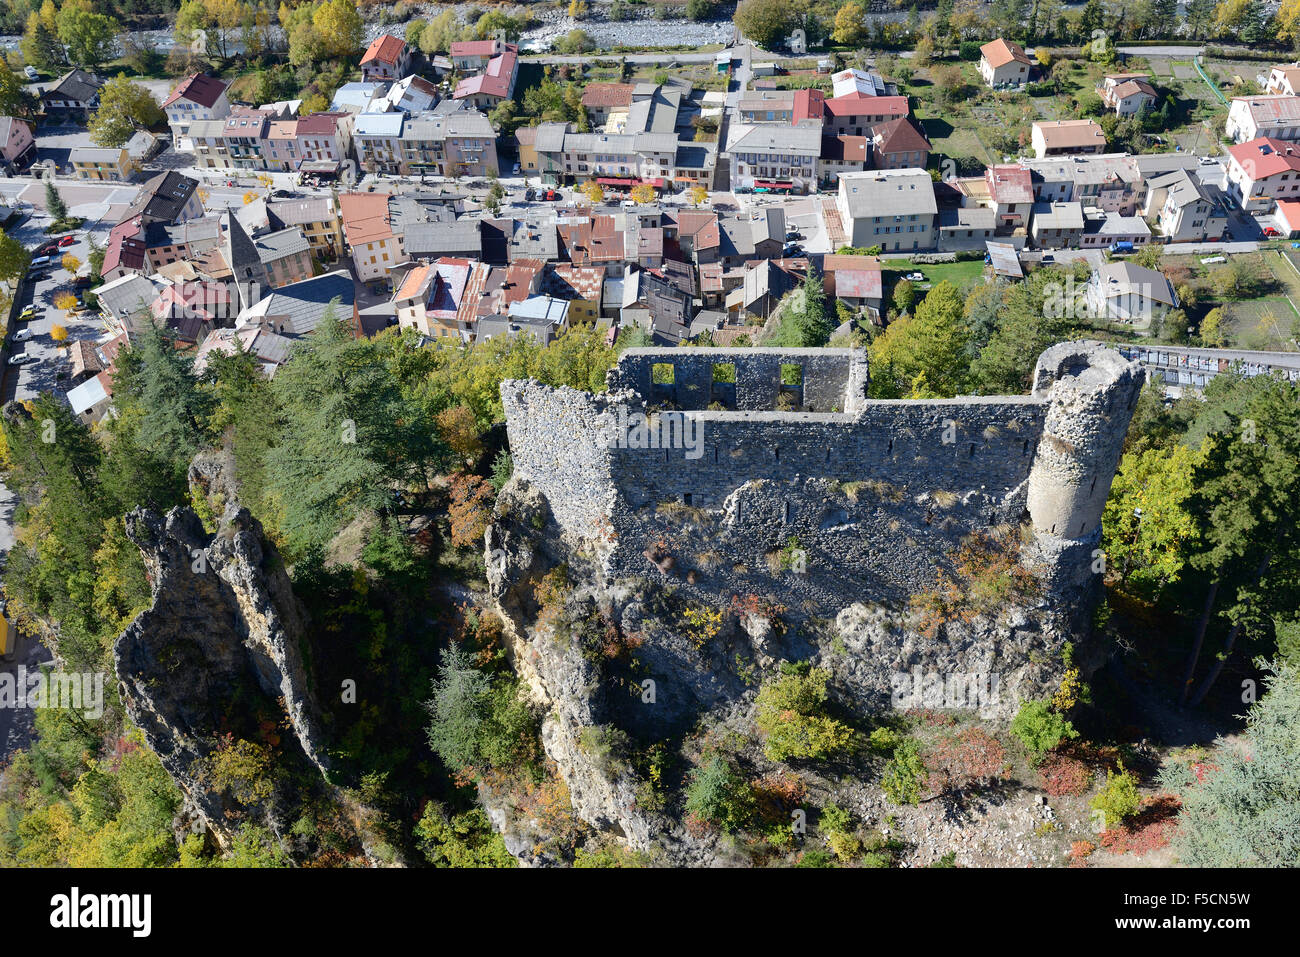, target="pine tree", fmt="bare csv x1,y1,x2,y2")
110,316,214,469
44,181,68,223
264,305,445,554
